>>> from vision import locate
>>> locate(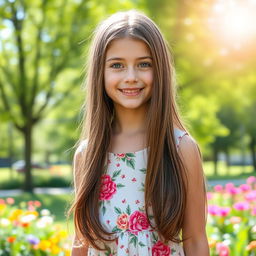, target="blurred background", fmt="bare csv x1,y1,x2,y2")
0,0,256,255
